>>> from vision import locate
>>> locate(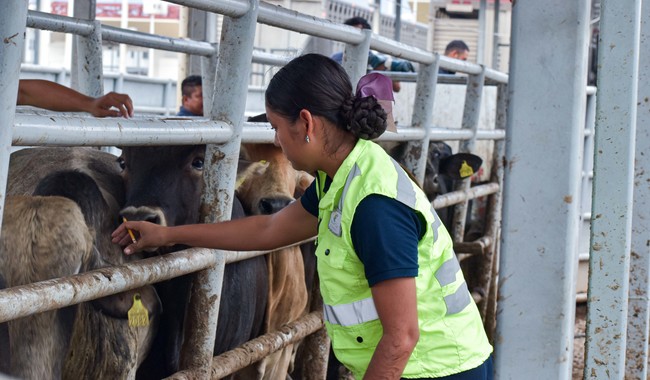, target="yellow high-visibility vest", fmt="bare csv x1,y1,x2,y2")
315,139,492,379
